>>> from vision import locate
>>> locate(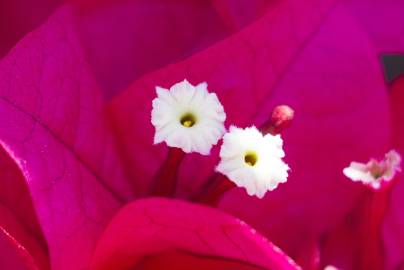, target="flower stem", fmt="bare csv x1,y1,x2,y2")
151,147,185,197
193,174,235,206
357,184,393,270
